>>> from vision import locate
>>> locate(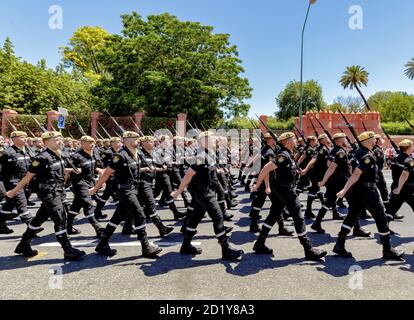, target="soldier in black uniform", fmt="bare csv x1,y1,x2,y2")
153,135,185,220
90,131,162,258
0,131,35,234
94,137,122,220
171,131,244,261
248,133,294,236
137,136,174,237
386,139,414,229
300,134,331,218
0,137,7,206
251,132,327,260
296,136,318,194
7,131,86,260
66,136,105,237
334,131,404,260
